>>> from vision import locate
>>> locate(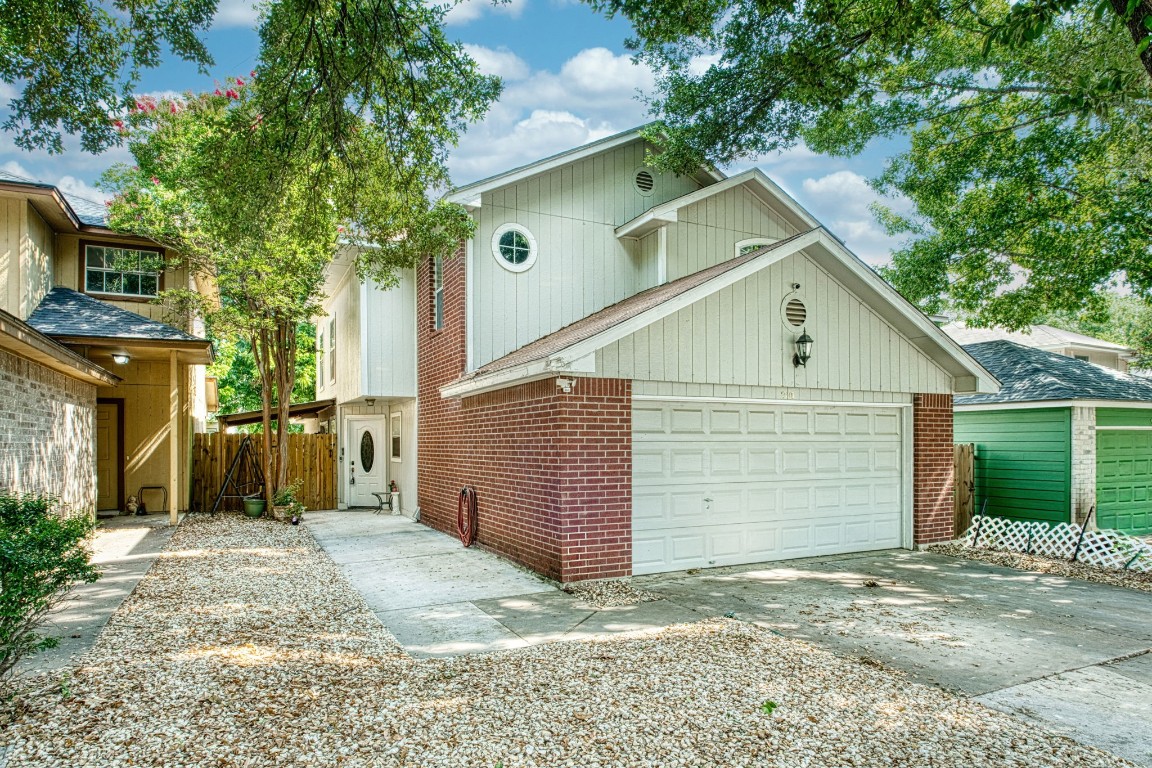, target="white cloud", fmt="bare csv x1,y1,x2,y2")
462,45,531,81
214,0,262,28
444,0,527,26
56,175,112,203
448,46,654,182
1,160,35,181
797,169,911,265
802,170,876,218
